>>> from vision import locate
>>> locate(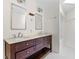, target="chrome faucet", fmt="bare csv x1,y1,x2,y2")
18,32,23,38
